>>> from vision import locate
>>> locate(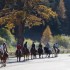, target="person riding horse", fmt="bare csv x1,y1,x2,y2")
53,43,60,57
15,49,22,62
22,42,30,60
38,43,43,58
15,44,22,62
0,43,8,67
44,42,52,58
30,42,37,59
